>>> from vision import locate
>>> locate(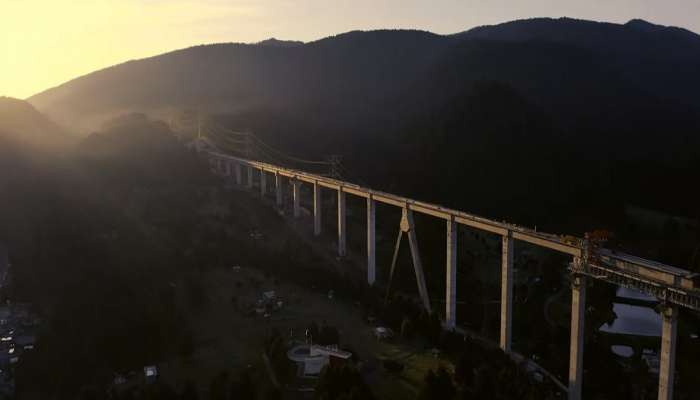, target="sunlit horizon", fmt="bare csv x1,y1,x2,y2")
3,0,700,100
